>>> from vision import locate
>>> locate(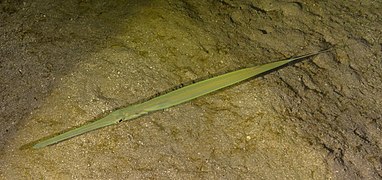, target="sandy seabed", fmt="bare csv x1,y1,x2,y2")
1,0,381,179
